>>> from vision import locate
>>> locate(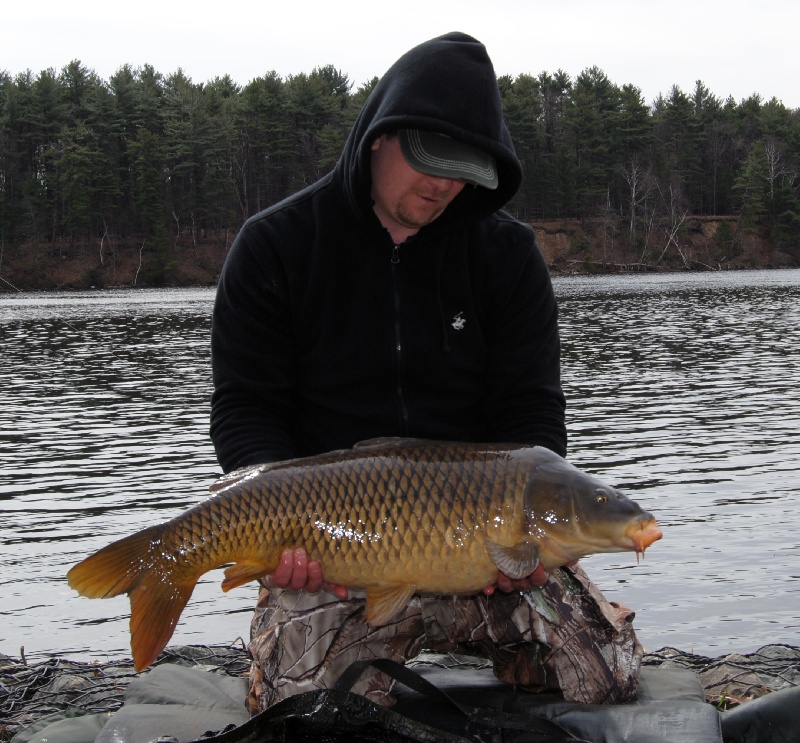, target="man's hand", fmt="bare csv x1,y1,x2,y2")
483,563,549,595
266,548,349,599
483,561,581,595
